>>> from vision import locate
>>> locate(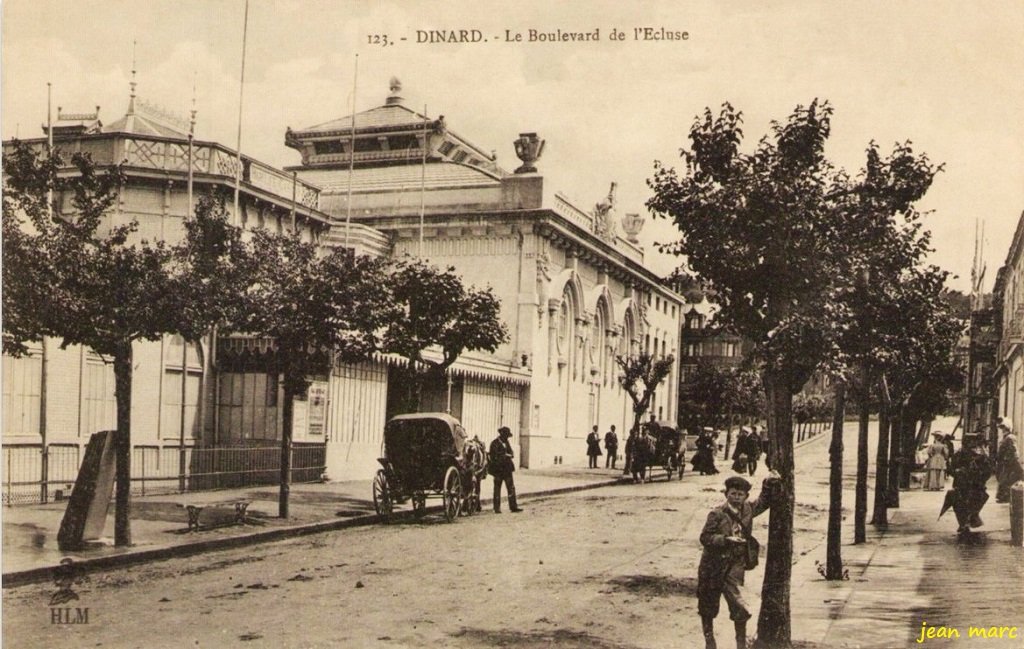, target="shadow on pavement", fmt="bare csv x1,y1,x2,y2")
451,627,637,649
